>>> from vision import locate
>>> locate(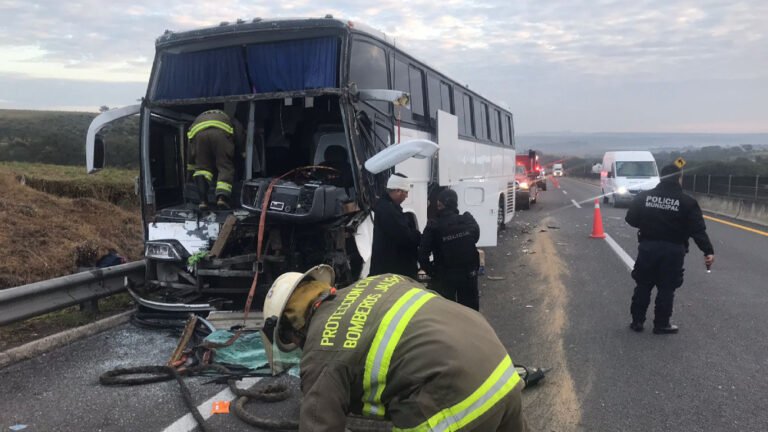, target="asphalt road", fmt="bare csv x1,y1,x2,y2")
482,176,767,432
1,176,766,431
